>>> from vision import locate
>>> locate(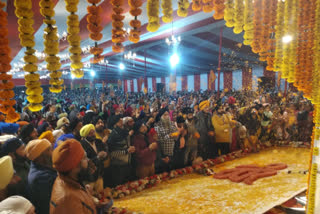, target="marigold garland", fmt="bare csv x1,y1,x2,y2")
265,0,278,71
147,0,160,32
273,0,284,72
111,0,125,52
312,0,320,104
243,0,253,45
257,0,271,62
40,0,63,93
233,0,244,34
251,0,262,53
192,0,202,11
65,0,84,78
0,2,20,122
202,0,214,13
224,0,235,27
87,0,104,63
15,0,43,112
162,0,173,23
177,0,190,17
128,0,143,43
212,0,225,20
